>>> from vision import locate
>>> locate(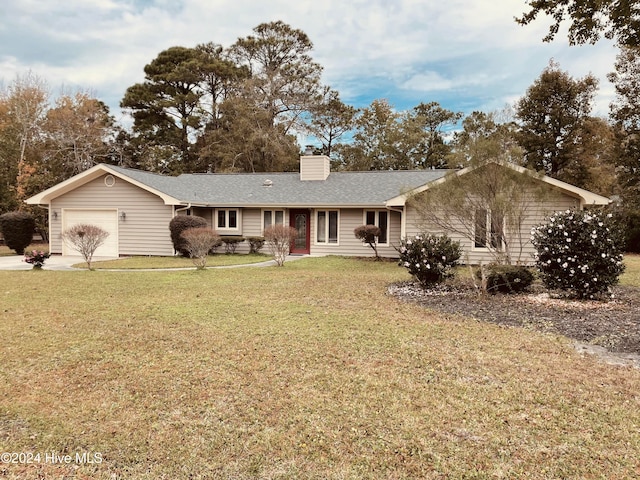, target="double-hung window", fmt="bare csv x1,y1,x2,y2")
364,210,388,245
316,210,339,244
263,210,285,230
215,208,241,233
474,208,503,249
